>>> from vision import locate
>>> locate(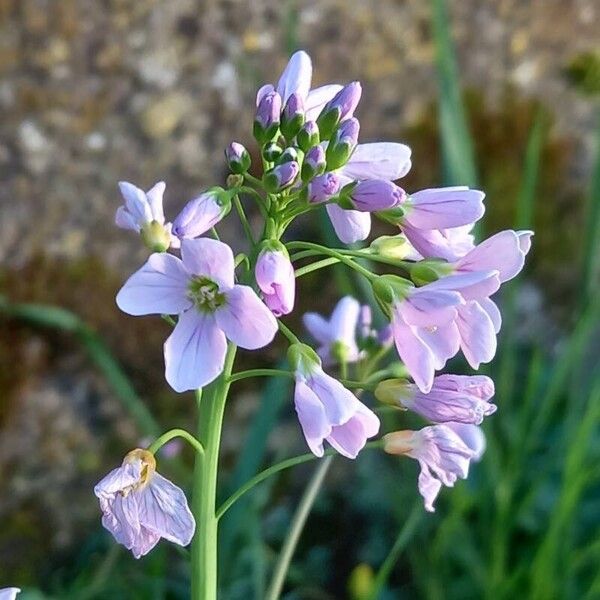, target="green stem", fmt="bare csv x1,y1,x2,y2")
239,186,268,217
278,320,301,345
285,241,377,281
191,344,237,600
216,441,384,520
229,368,294,384
265,456,334,600
290,248,413,271
233,195,256,247
295,257,340,278
244,172,263,187
147,428,205,457
367,503,422,600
